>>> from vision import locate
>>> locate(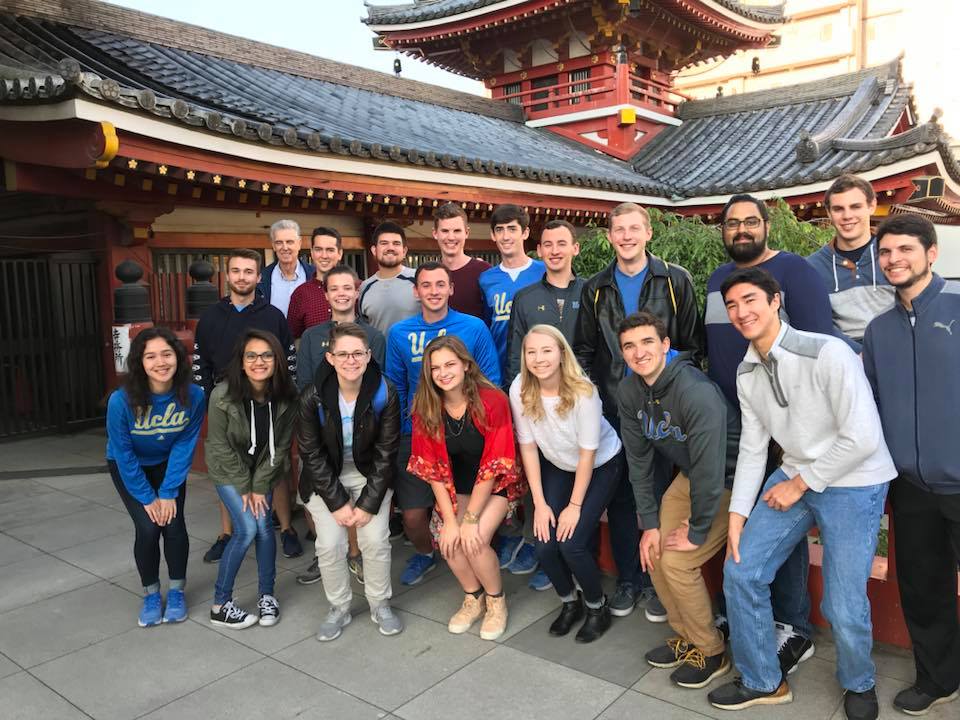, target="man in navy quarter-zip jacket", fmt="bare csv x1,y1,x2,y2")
863,213,960,717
